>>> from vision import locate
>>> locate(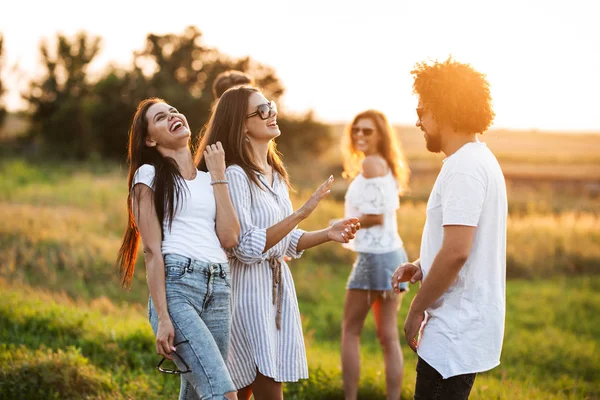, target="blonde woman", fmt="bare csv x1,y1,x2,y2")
340,110,410,400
